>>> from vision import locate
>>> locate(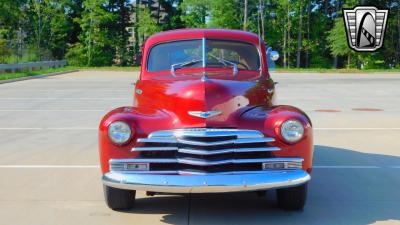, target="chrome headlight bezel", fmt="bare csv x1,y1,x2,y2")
108,121,132,145
280,119,305,143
